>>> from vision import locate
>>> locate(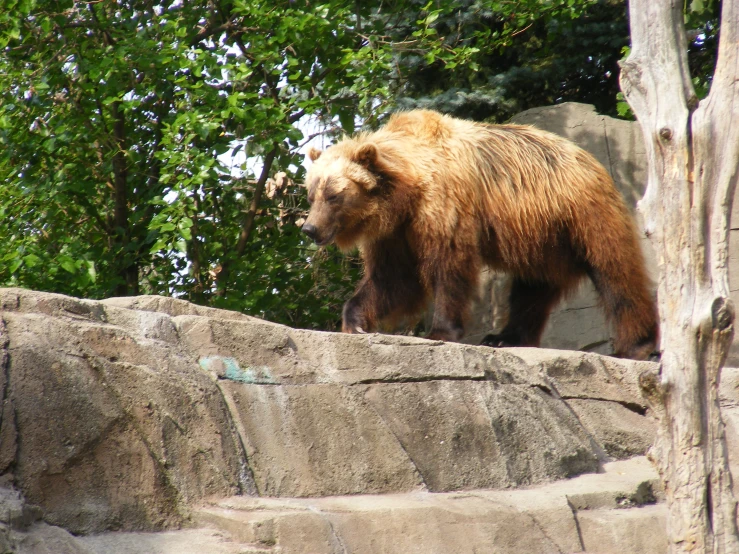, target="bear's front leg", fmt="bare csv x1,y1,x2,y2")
342,235,427,335
342,283,373,334
342,277,427,334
